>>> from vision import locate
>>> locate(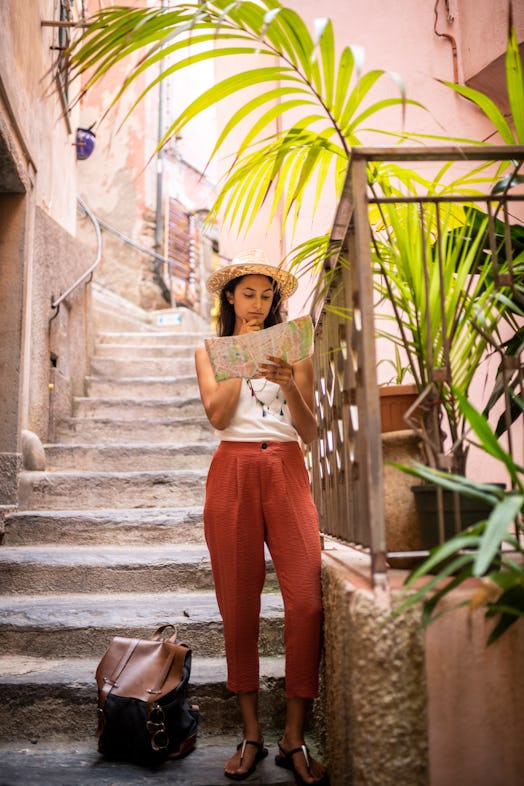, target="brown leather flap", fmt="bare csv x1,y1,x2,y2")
96,636,189,703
